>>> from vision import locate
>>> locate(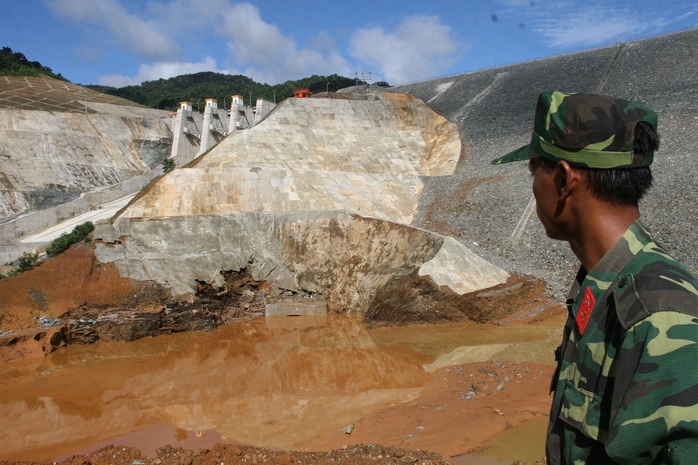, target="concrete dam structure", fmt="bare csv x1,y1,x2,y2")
169,95,275,167
94,92,508,314
3,28,695,321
